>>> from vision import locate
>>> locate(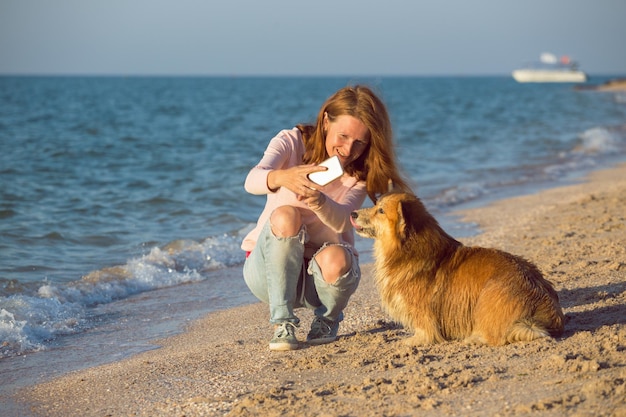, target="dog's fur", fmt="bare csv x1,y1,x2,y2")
351,192,565,346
